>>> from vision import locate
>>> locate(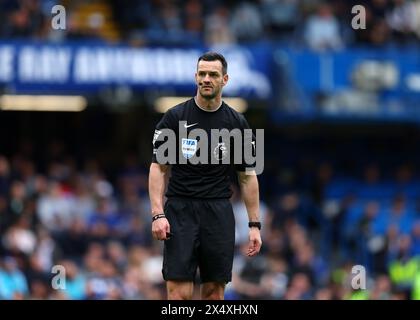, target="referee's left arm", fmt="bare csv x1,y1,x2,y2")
237,171,262,257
